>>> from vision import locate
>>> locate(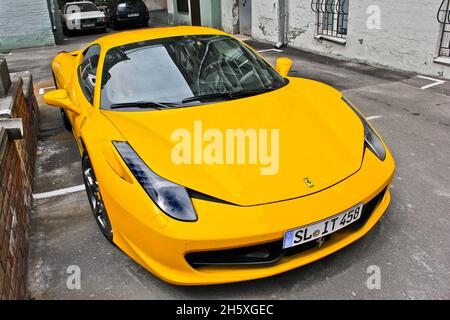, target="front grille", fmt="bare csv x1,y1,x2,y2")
81,18,98,24
186,241,283,267
349,187,386,229
186,188,387,268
